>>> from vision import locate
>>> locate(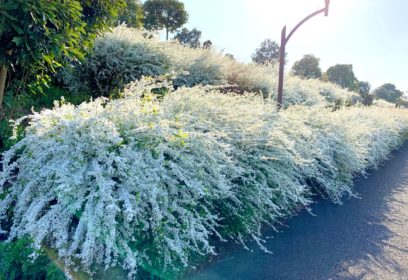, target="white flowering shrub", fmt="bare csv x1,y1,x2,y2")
173,53,226,88
64,26,357,106
283,75,357,106
372,99,395,108
1,78,407,278
64,28,170,97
